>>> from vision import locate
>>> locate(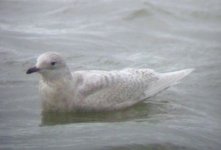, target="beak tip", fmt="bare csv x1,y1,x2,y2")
26,70,32,74
26,67,39,74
